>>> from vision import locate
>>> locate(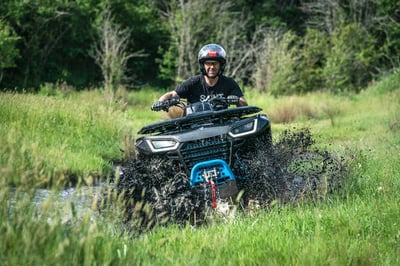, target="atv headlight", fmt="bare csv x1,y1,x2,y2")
146,139,179,152
229,119,258,137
